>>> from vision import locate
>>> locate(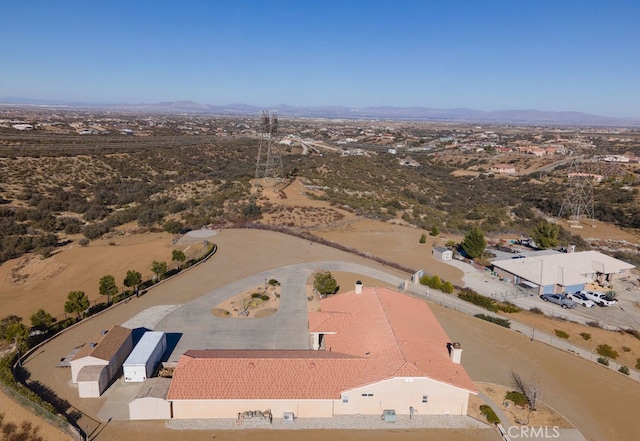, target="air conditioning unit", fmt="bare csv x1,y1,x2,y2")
382,409,396,422
282,412,295,422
